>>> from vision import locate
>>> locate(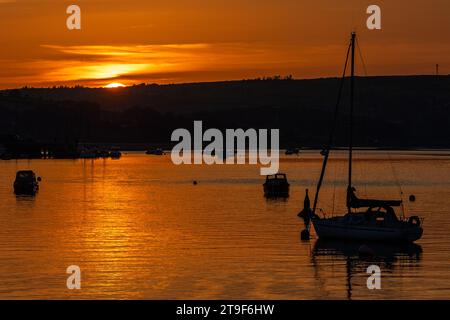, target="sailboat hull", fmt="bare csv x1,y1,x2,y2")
312,218,423,242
